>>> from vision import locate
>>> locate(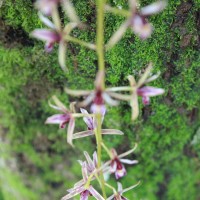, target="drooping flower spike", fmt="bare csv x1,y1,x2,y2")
127,63,164,120
106,0,167,49
107,182,140,200
104,144,138,179
73,108,123,140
